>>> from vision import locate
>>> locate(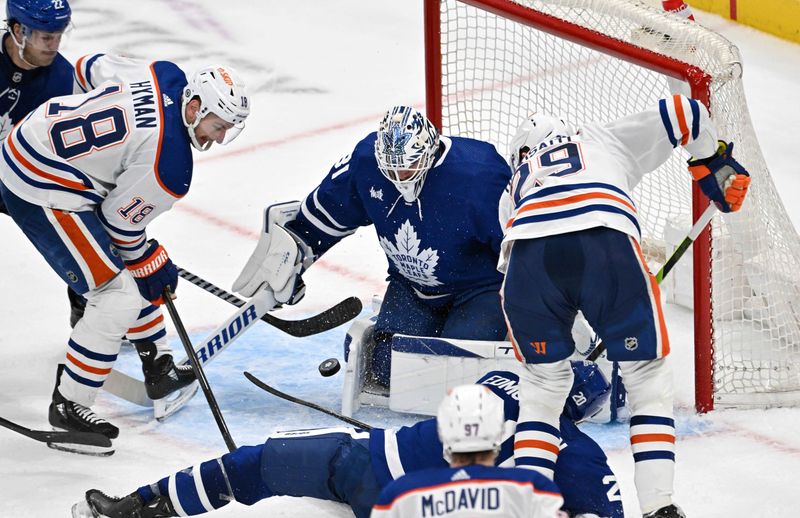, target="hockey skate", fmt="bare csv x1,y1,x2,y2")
643,504,687,518
71,489,175,518
136,342,199,421
48,365,117,456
